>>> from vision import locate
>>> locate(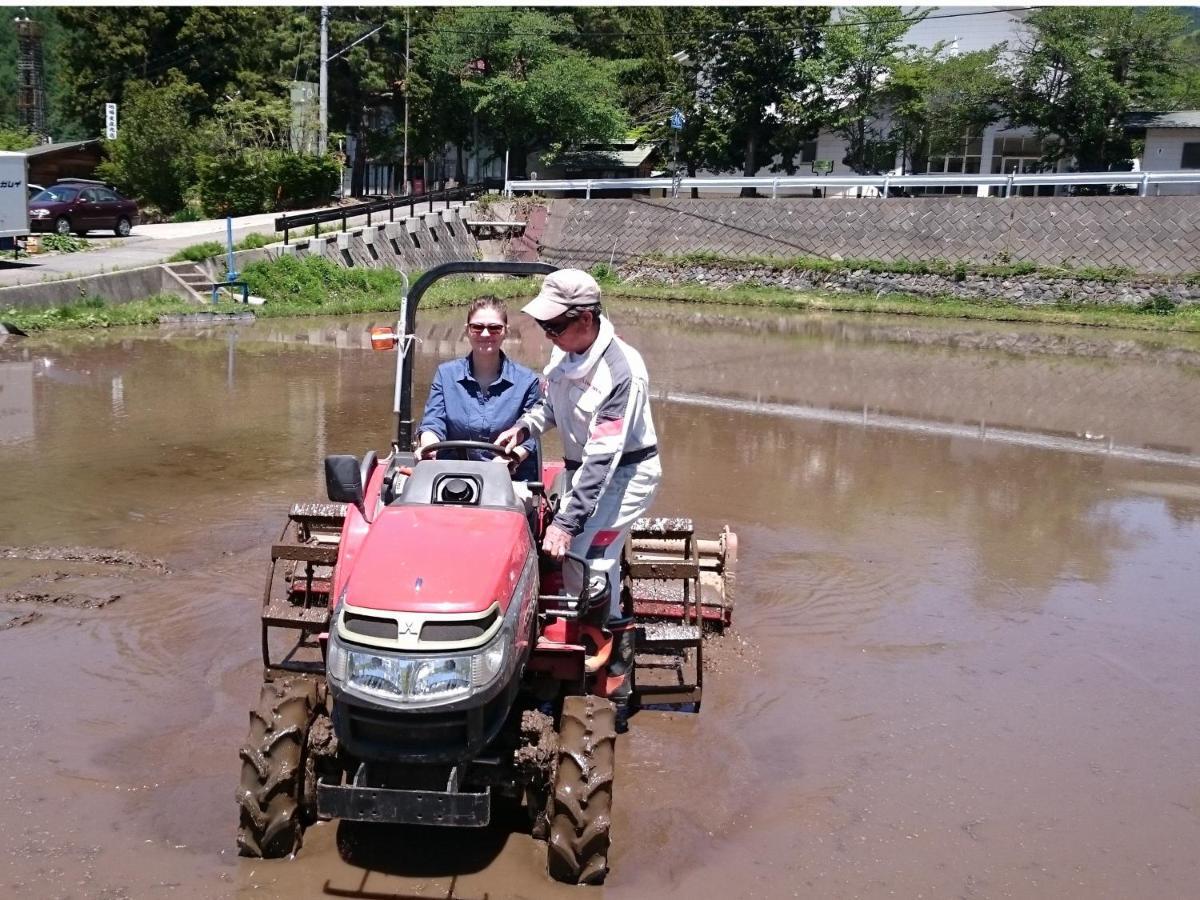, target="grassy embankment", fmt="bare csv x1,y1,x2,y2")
3,250,1200,334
